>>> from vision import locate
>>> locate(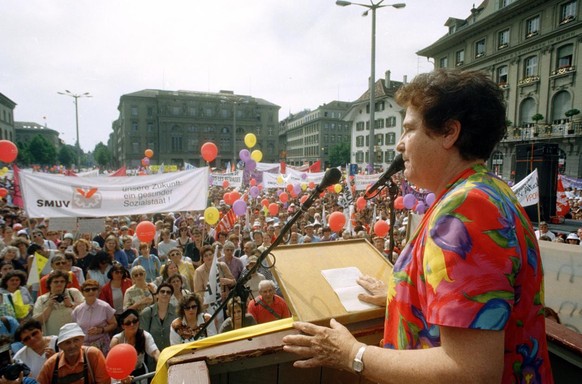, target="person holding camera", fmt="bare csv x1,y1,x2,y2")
0,337,37,384
32,271,83,336
12,319,57,379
